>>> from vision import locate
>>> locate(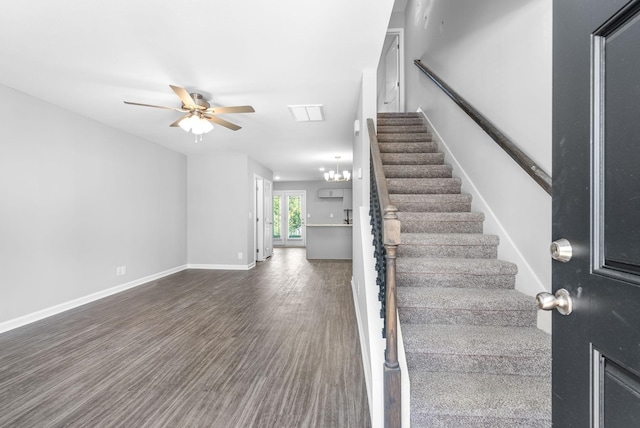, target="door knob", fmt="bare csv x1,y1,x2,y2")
536,288,573,315
550,238,572,262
